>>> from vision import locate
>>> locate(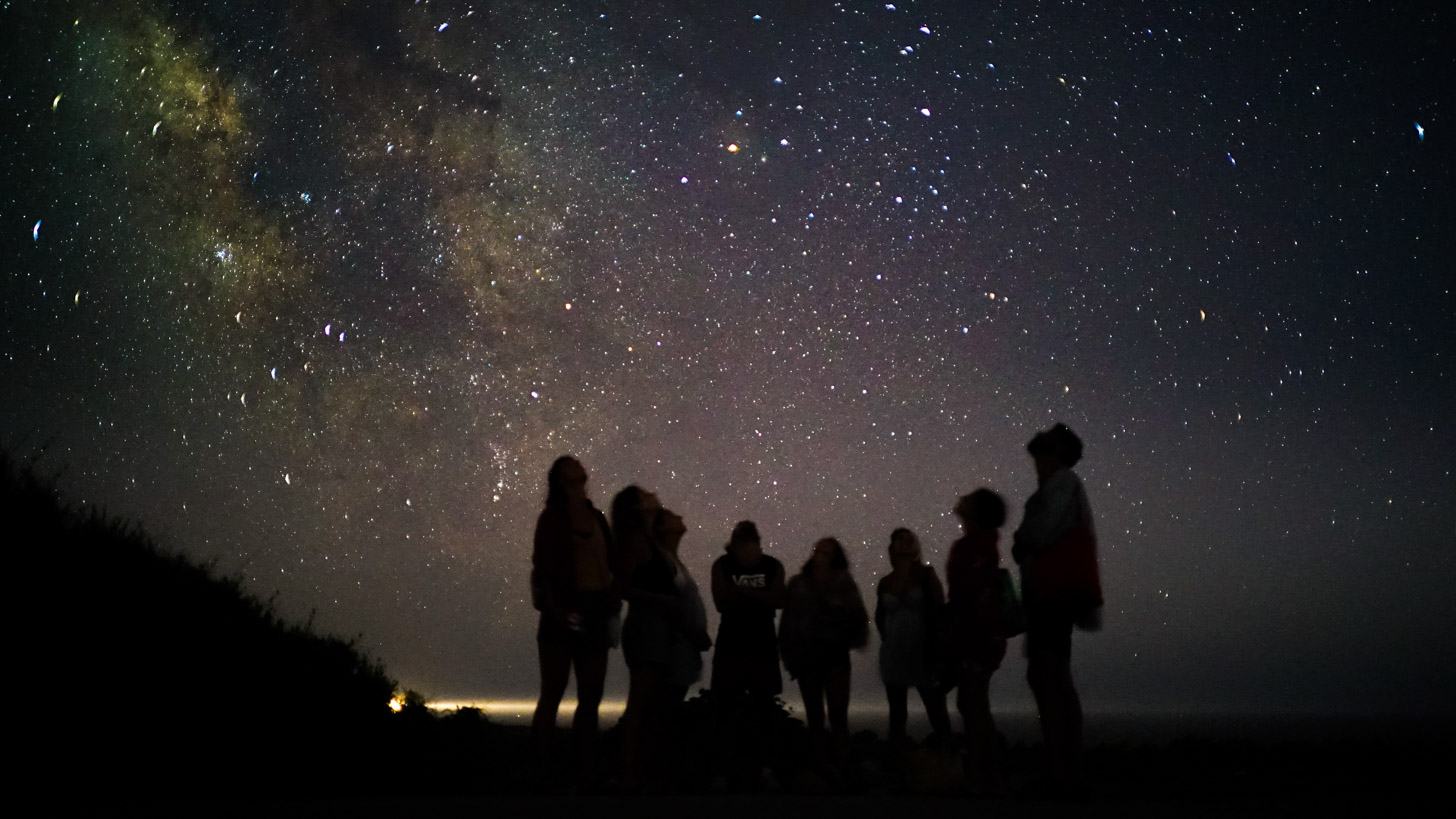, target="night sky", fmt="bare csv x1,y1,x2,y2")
4,0,1452,716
